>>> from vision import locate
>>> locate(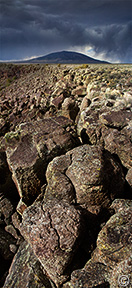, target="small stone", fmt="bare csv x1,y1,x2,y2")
9,244,17,254
5,225,18,239
126,168,132,187
11,212,21,230
80,96,91,111
16,199,27,216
